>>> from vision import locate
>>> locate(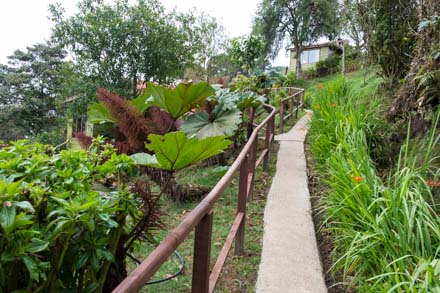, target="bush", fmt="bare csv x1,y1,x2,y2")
0,139,162,292
309,79,440,291
284,70,296,87
316,55,341,76
302,67,318,79
229,73,260,92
